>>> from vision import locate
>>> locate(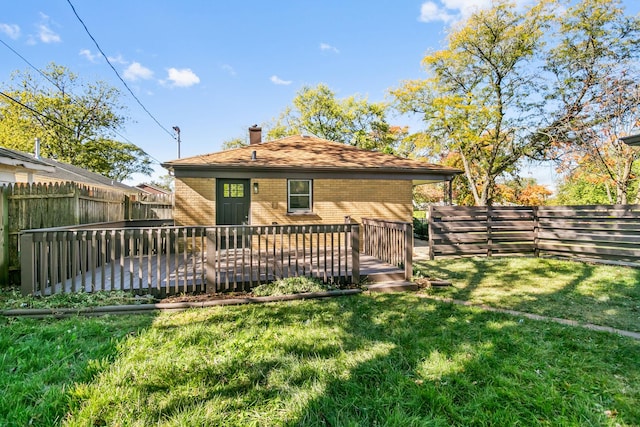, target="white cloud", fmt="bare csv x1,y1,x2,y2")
221,64,237,76
107,54,128,65
124,62,154,81
166,67,200,87
270,75,292,86
0,23,20,39
38,24,60,43
320,42,339,53
79,49,99,62
419,2,456,23
418,0,492,24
